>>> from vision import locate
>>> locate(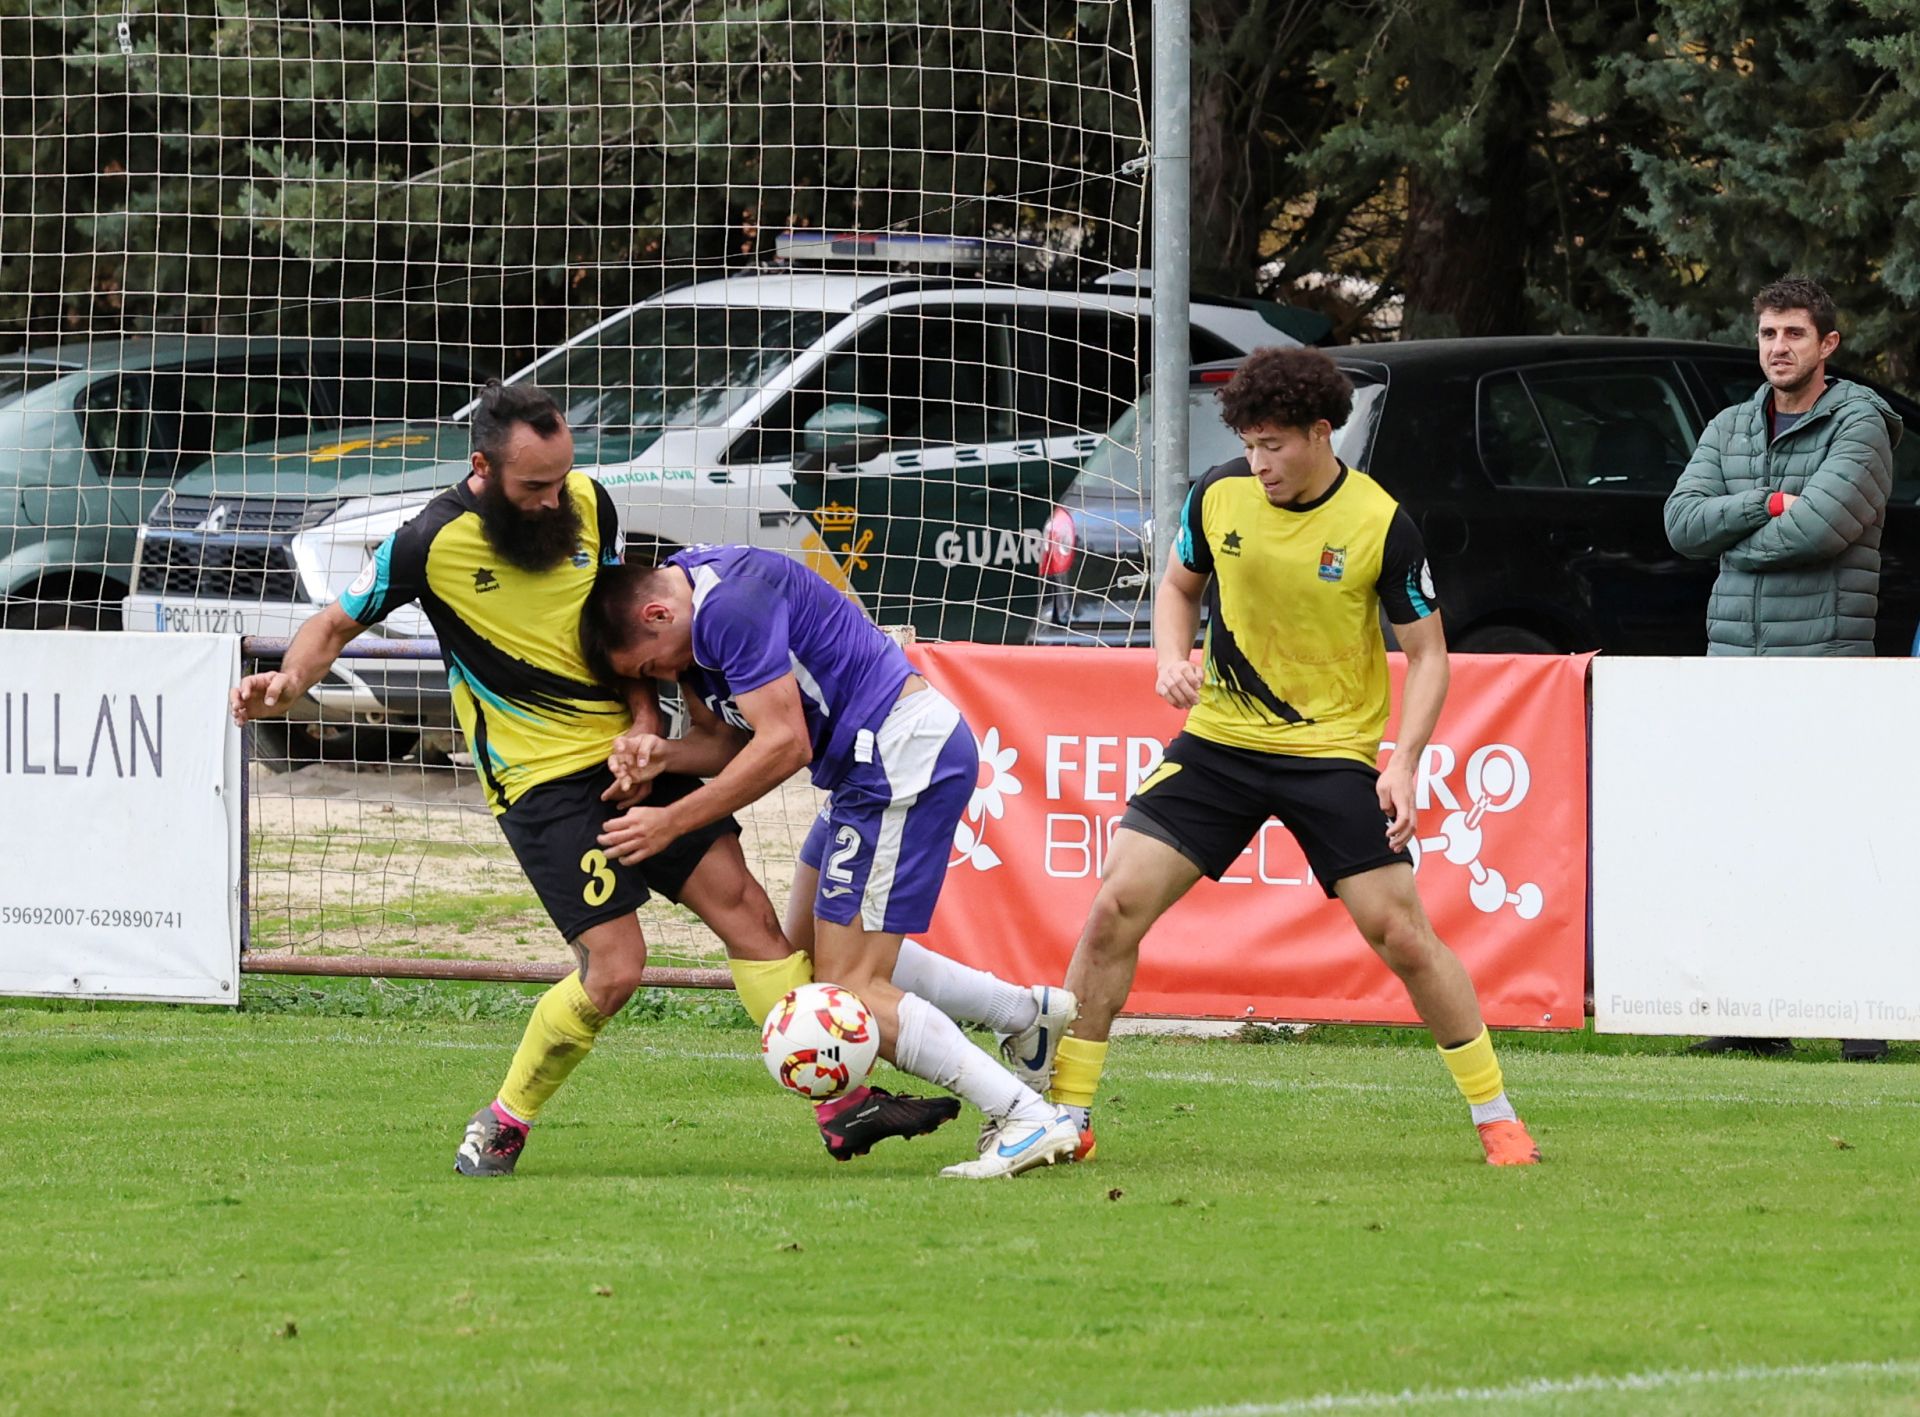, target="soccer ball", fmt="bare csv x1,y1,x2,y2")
760,983,879,1102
